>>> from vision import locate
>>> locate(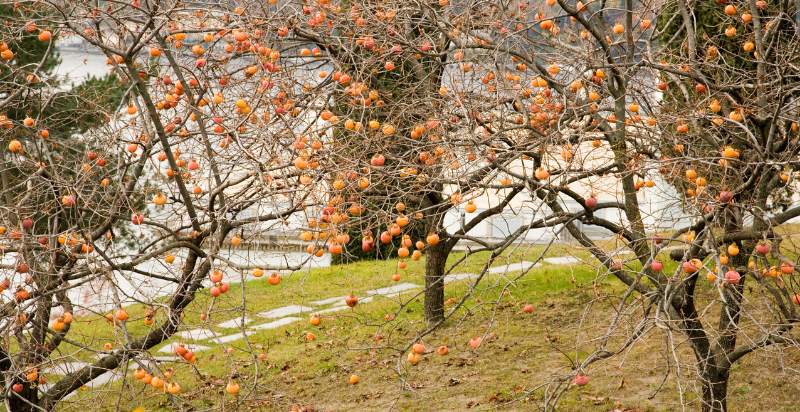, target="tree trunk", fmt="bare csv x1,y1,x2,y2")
424,242,448,325
701,368,729,412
